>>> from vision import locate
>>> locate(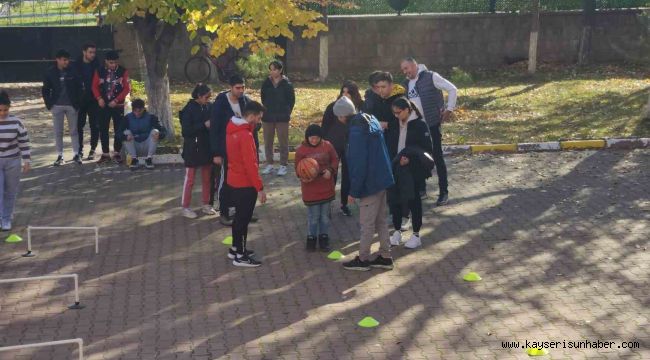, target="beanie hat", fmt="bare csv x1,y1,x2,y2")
305,124,323,146
333,96,356,117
